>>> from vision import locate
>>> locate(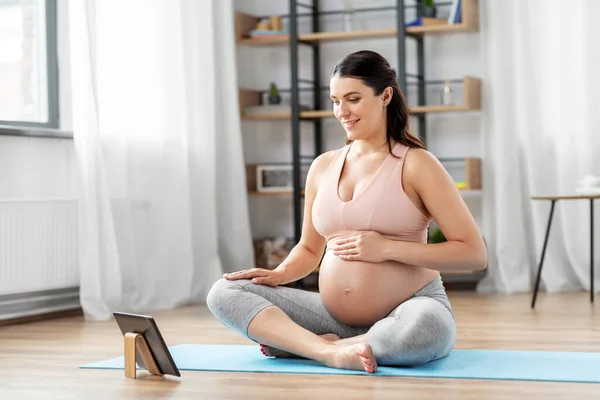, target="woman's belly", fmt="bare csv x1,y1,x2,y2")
318,250,439,326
